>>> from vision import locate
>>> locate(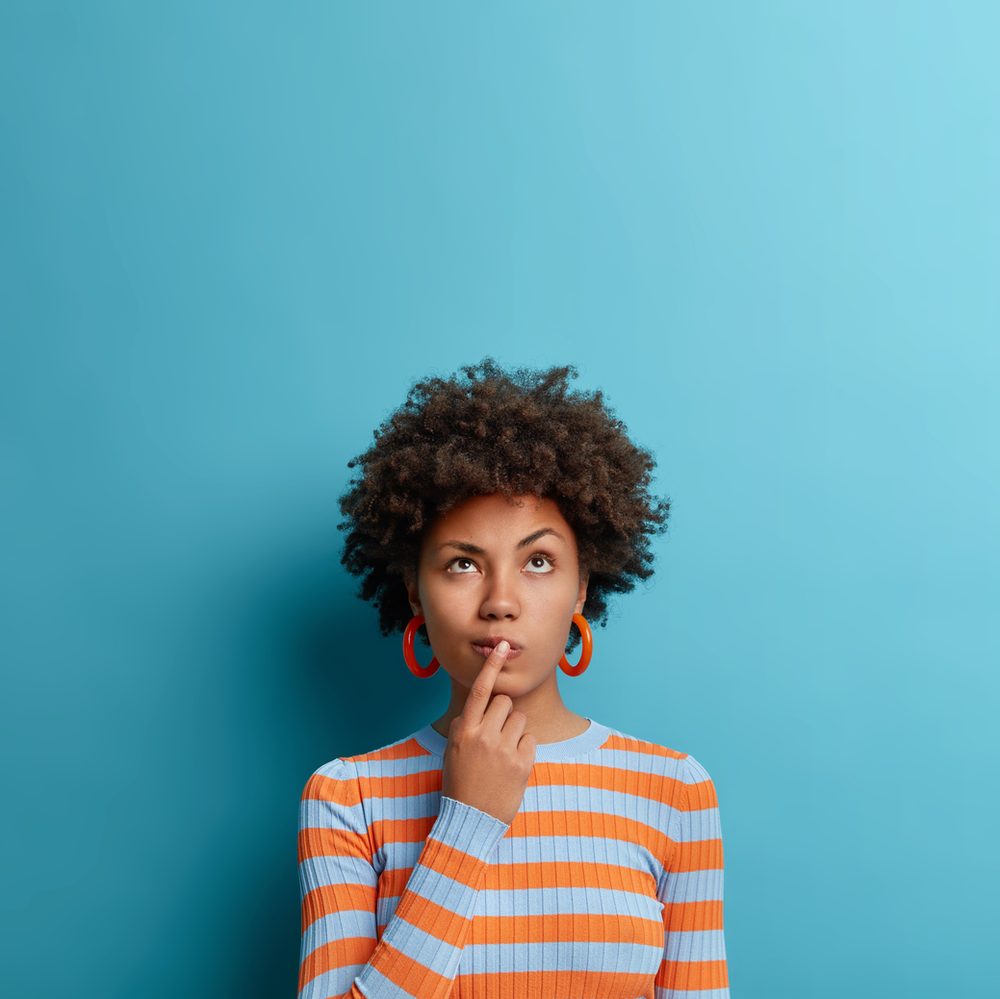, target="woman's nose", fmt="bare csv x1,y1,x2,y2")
479,571,520,619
